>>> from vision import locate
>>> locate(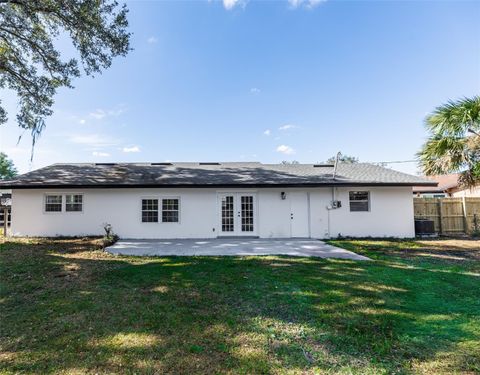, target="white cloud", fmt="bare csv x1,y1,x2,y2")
147,36,158,44
223,0,246,10
288,0,326,9
279,124,298,131
89,109,107,120
92,151,110,157
123,146,140,153
276,145,295,155
263,129,271,136
308,0,327,7
89,107,126,120
109,108,126,117
69,134,119,148
79,119,86,125
250,87,260,94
